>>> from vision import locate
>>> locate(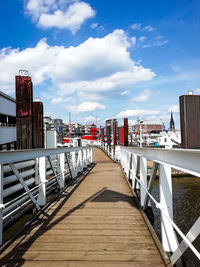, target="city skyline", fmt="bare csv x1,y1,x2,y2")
0,0,200,128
